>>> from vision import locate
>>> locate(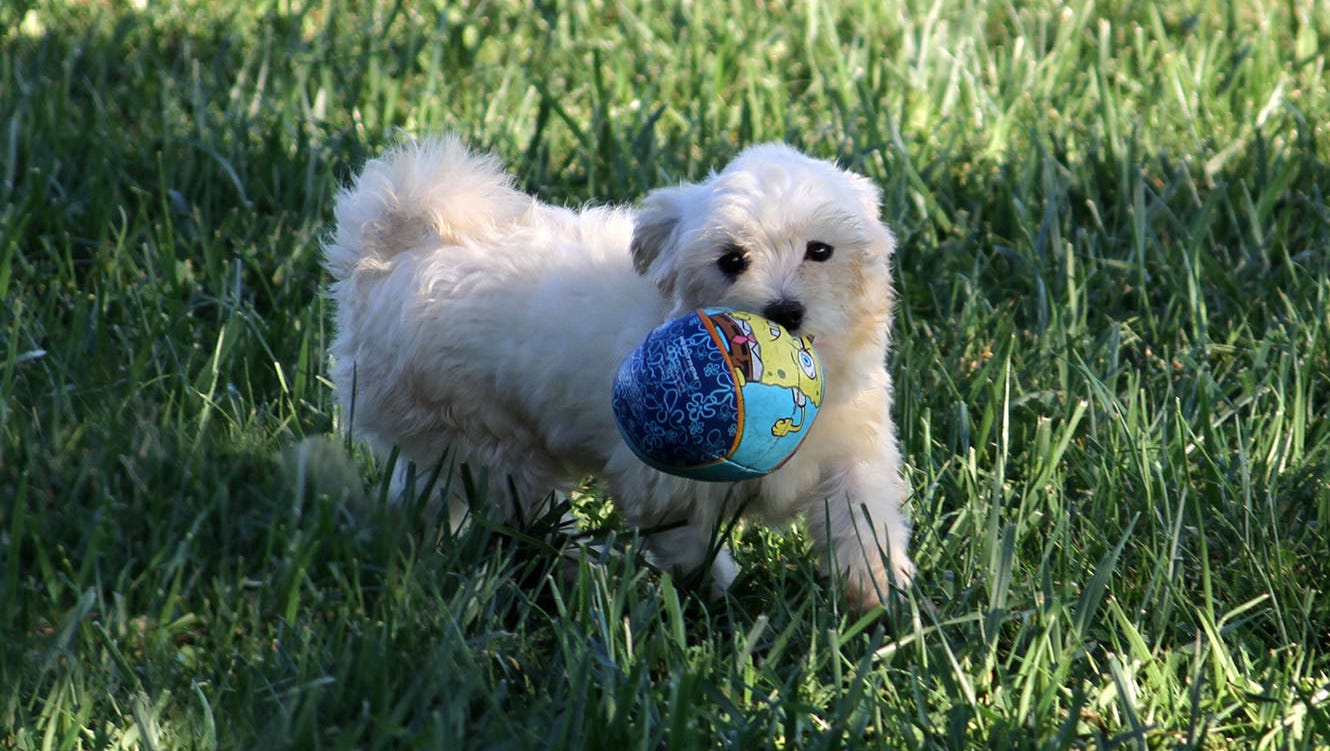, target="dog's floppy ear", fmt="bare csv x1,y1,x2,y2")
849,173,883,217
631,185,695,293
847,172,897,258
